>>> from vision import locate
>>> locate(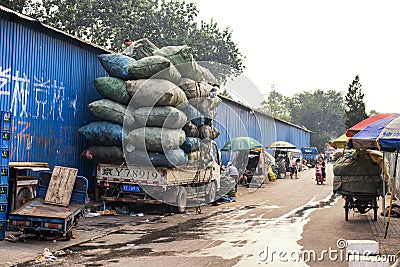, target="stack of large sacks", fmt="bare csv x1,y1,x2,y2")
333,149,384,196
79,38,221,169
